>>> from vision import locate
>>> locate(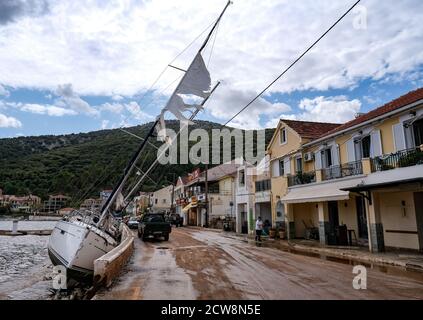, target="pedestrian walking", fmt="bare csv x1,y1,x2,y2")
255,216,263,242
